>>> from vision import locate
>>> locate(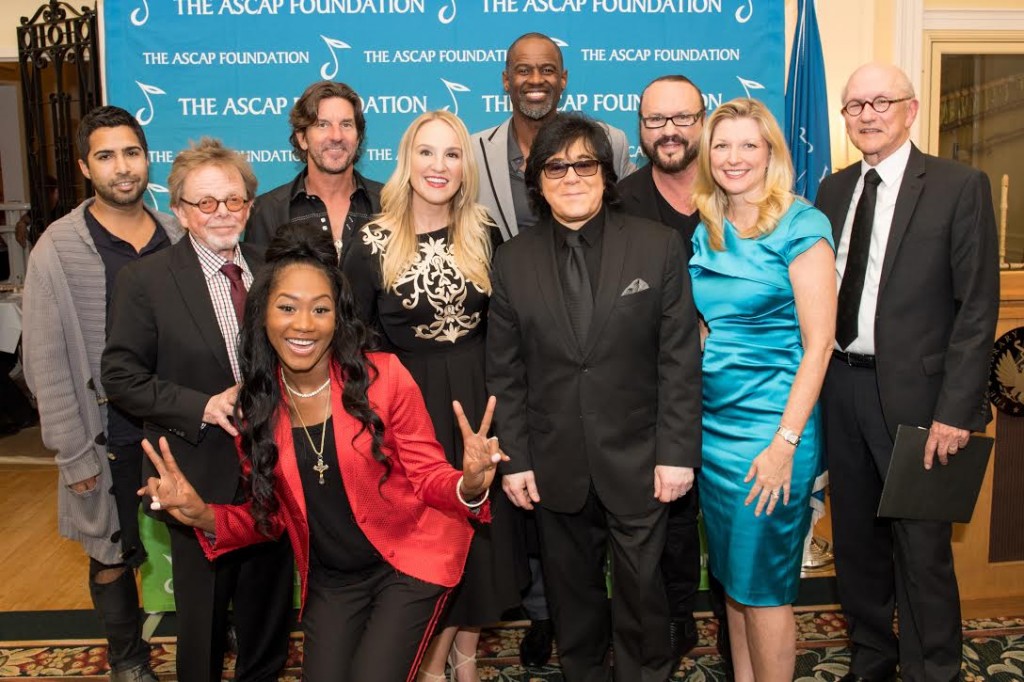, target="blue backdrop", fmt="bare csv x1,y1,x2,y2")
101,0,785,210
